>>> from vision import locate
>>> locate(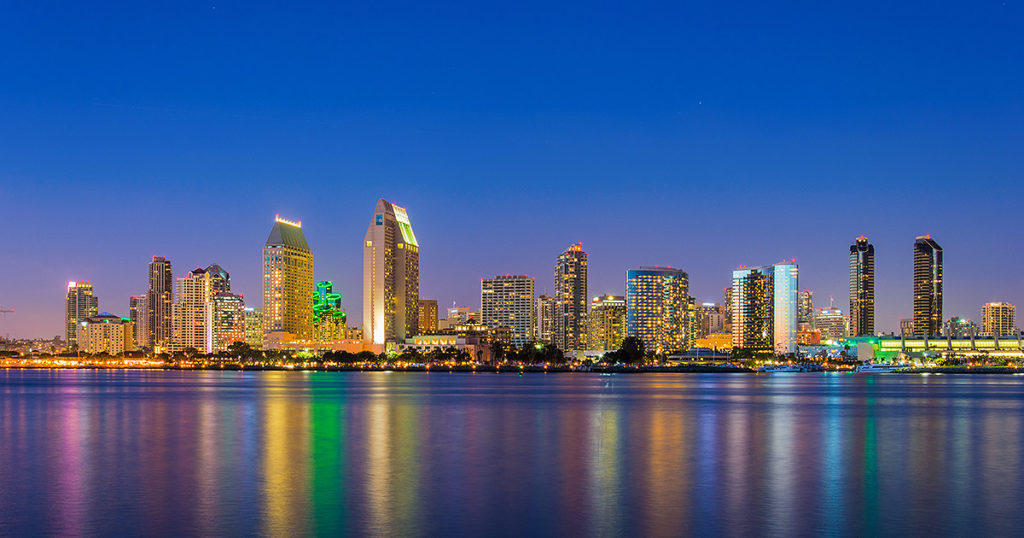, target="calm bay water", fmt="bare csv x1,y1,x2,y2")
1,369,1023,537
